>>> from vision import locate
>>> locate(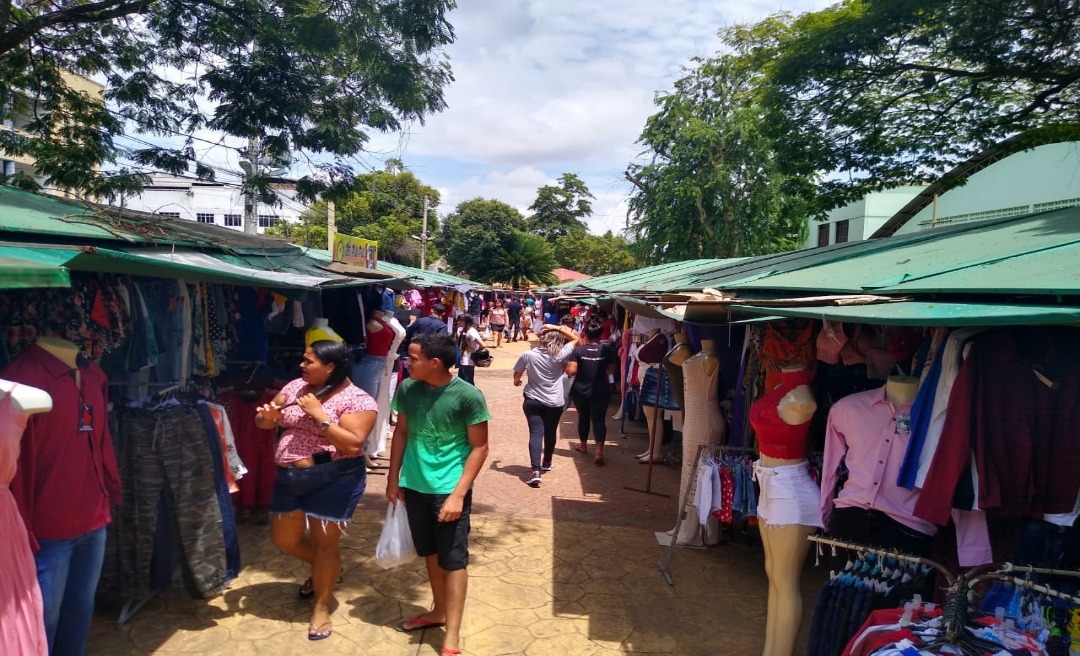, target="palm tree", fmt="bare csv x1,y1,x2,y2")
489,232,558,287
